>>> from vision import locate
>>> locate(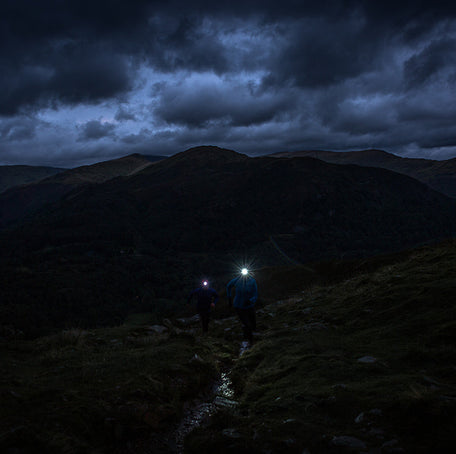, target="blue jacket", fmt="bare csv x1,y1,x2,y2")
188,287,219,312
226,276,258,309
